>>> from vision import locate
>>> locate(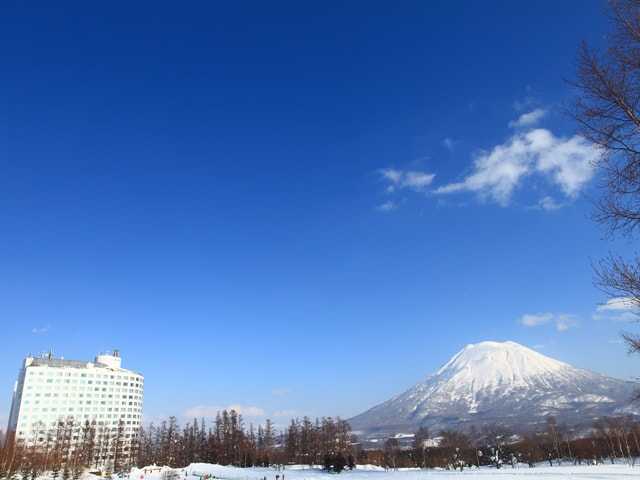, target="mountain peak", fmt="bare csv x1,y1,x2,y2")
436,340,570,385
464,340,522,349
460,340,539,352
349,339,639,437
